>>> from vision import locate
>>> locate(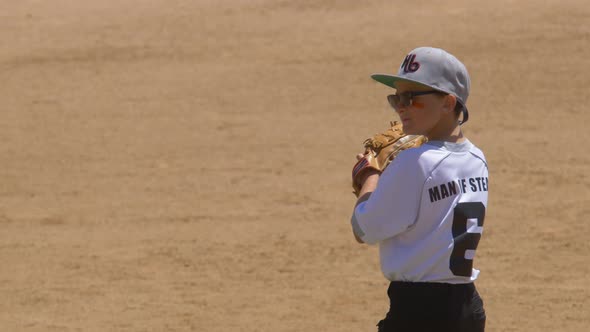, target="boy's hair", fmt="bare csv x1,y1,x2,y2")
454,102,463,118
